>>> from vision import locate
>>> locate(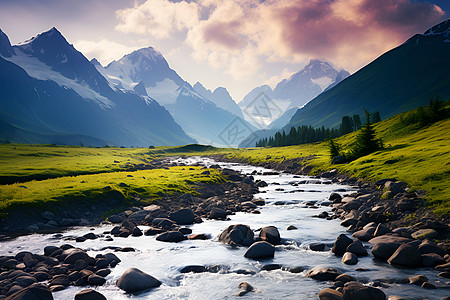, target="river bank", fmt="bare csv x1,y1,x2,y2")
212,154,450,240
